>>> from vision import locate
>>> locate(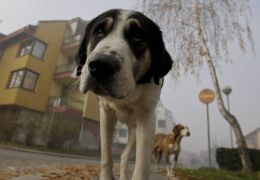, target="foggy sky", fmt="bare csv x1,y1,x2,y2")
0,0,259,153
